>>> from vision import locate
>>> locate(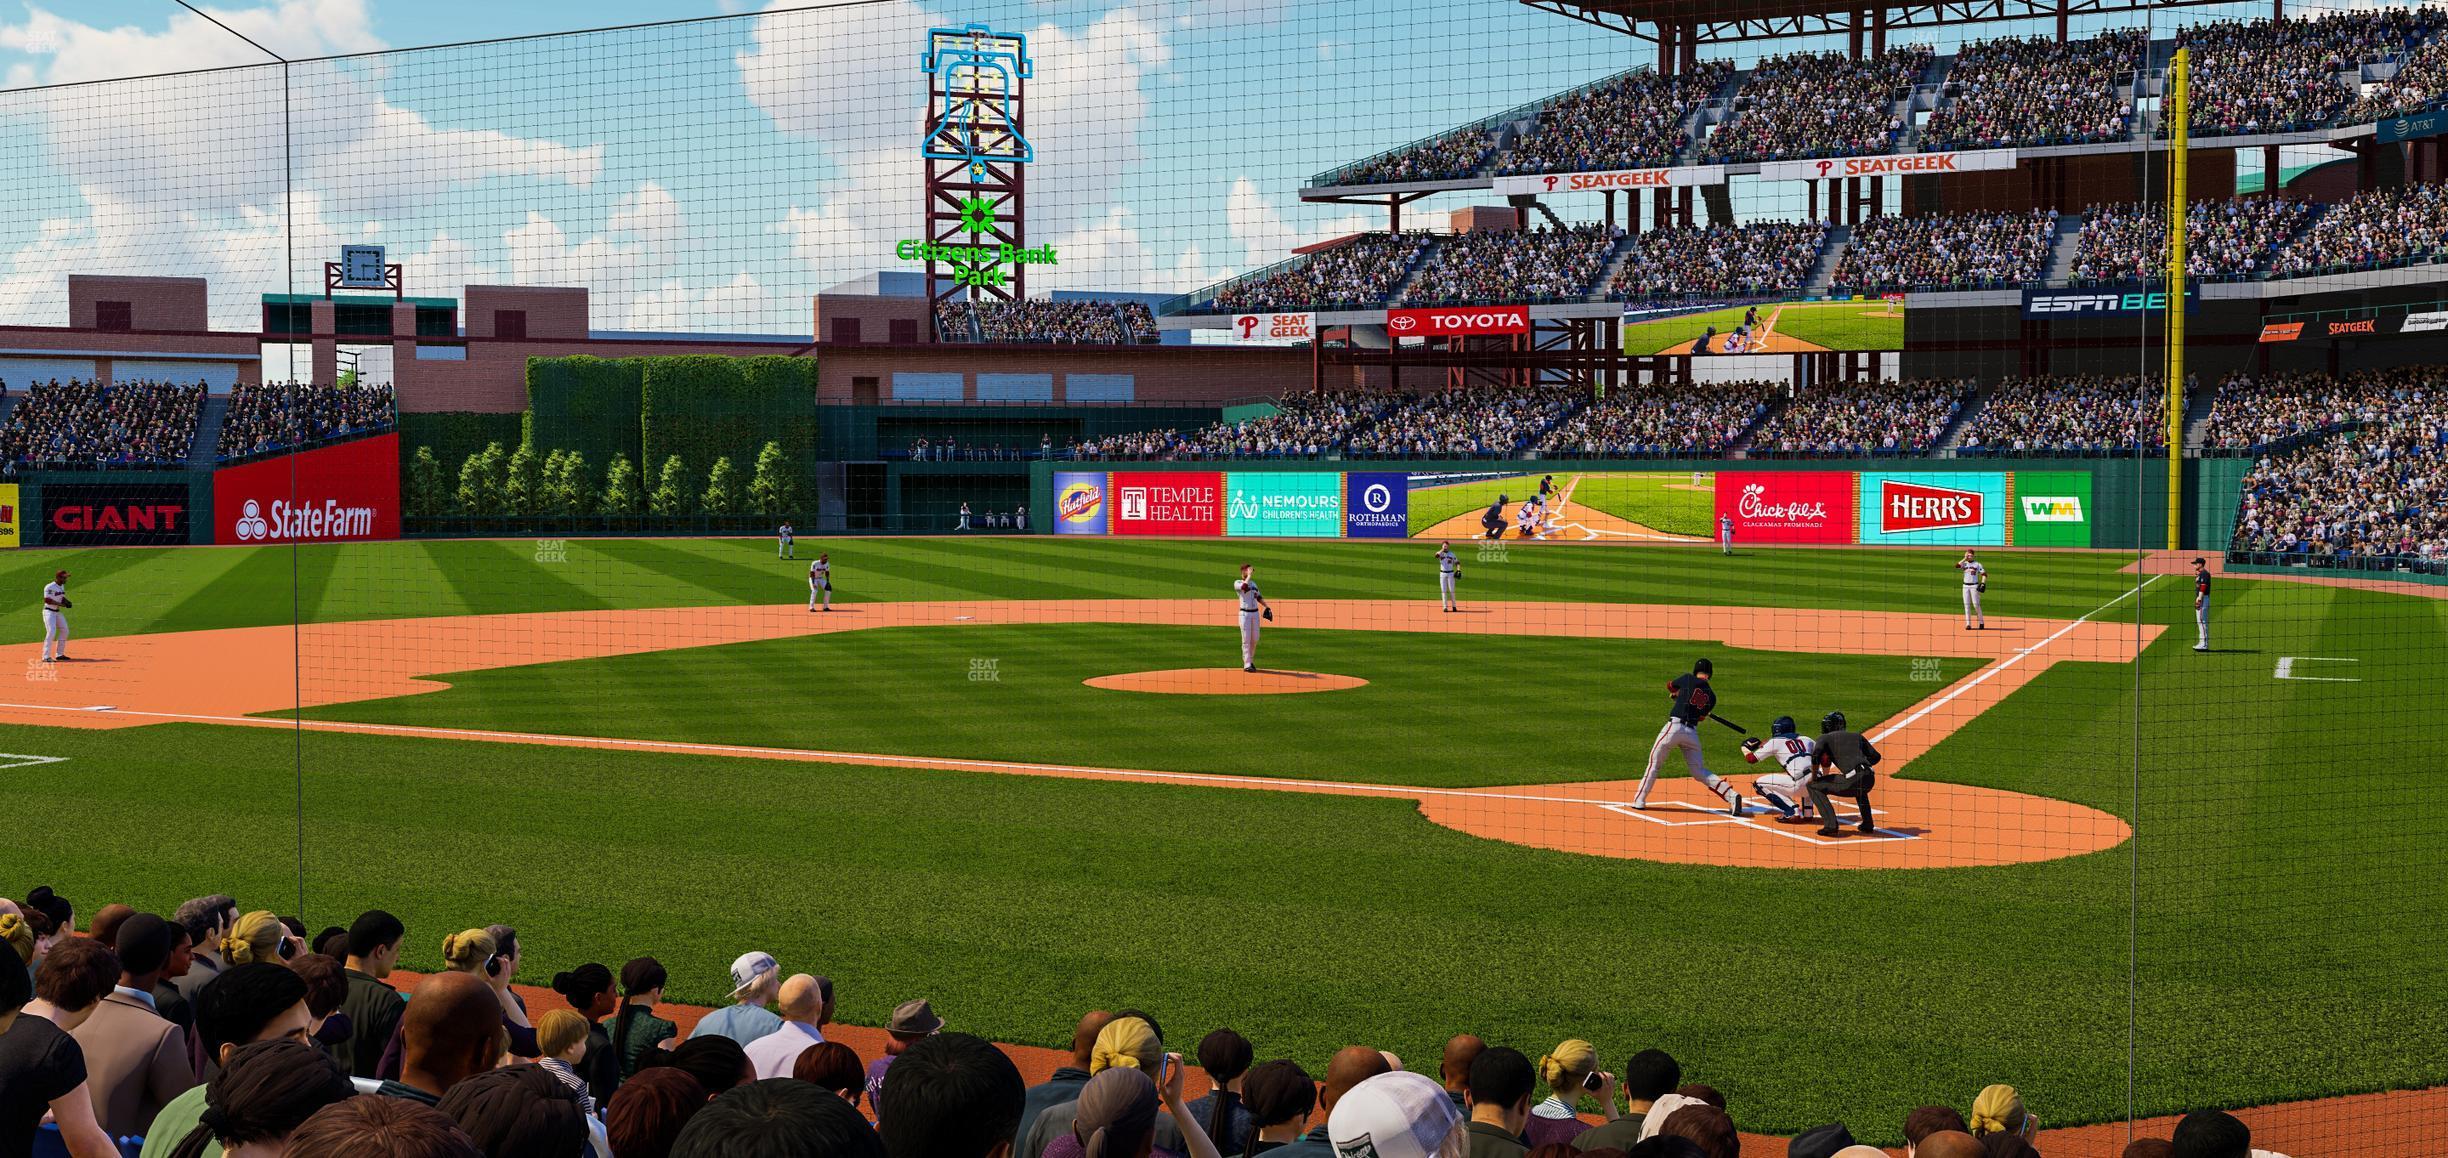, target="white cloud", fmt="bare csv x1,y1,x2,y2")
0,0,383,84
